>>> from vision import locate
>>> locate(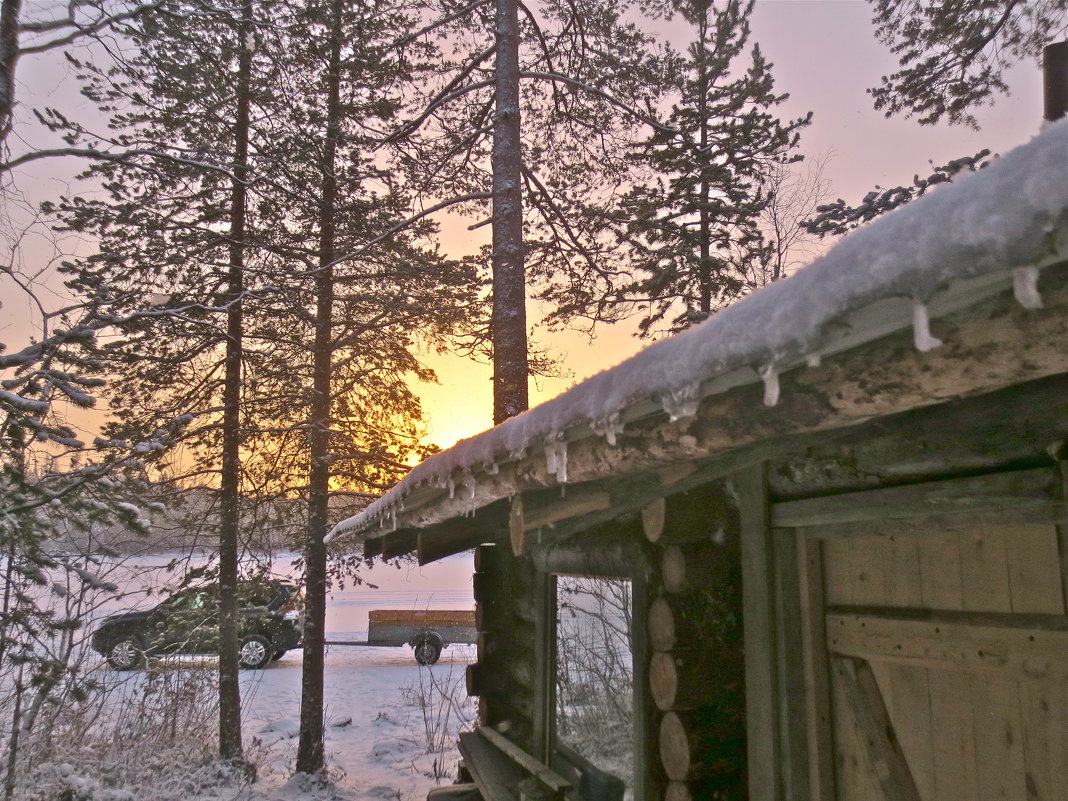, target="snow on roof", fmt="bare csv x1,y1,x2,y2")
328,119,1068,543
